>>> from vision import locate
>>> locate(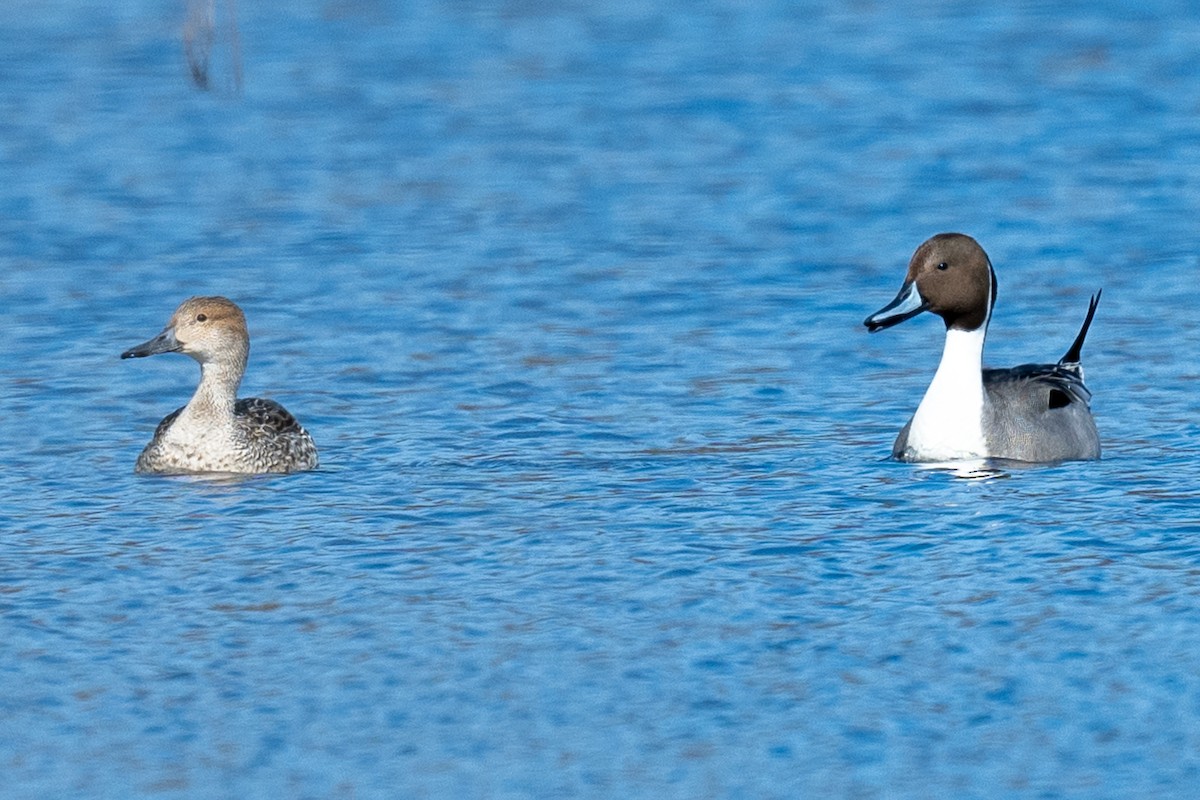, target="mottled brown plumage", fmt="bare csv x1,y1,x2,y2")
122,296,318,475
